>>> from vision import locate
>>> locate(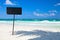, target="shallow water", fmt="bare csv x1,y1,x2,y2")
0,21,60,29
